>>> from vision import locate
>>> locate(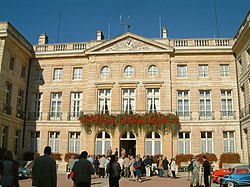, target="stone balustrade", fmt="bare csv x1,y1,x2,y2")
34,42,86,52
33,38,233,54
171,38,233,47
